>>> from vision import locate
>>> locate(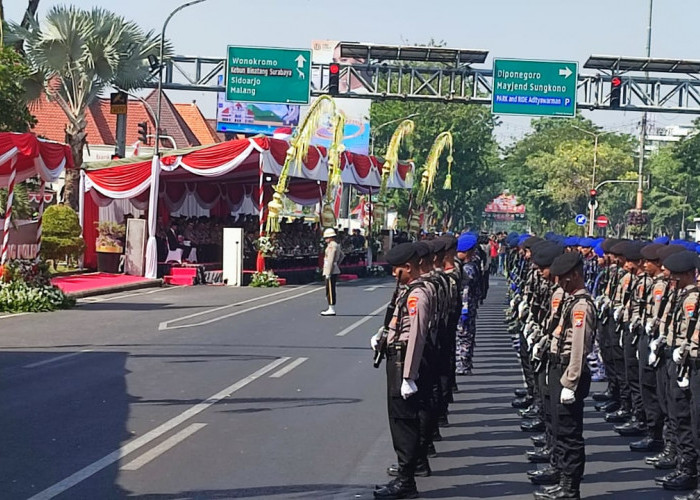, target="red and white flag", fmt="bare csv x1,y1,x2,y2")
131,140,140,157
